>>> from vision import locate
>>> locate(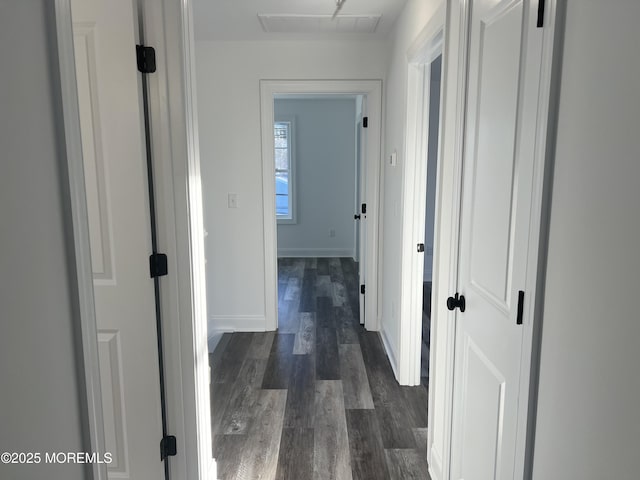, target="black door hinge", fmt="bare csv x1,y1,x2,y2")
360,284,365,295
136,45,157,73
160,435,177,460
361,203,367,214
150,253,168,278
363,116,368,128
536,0,545,27
516,290,525,325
